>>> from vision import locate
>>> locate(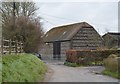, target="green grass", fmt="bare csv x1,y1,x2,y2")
102,69,120,79
64,61,80,67
0,56,2,83
2,53,47,82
